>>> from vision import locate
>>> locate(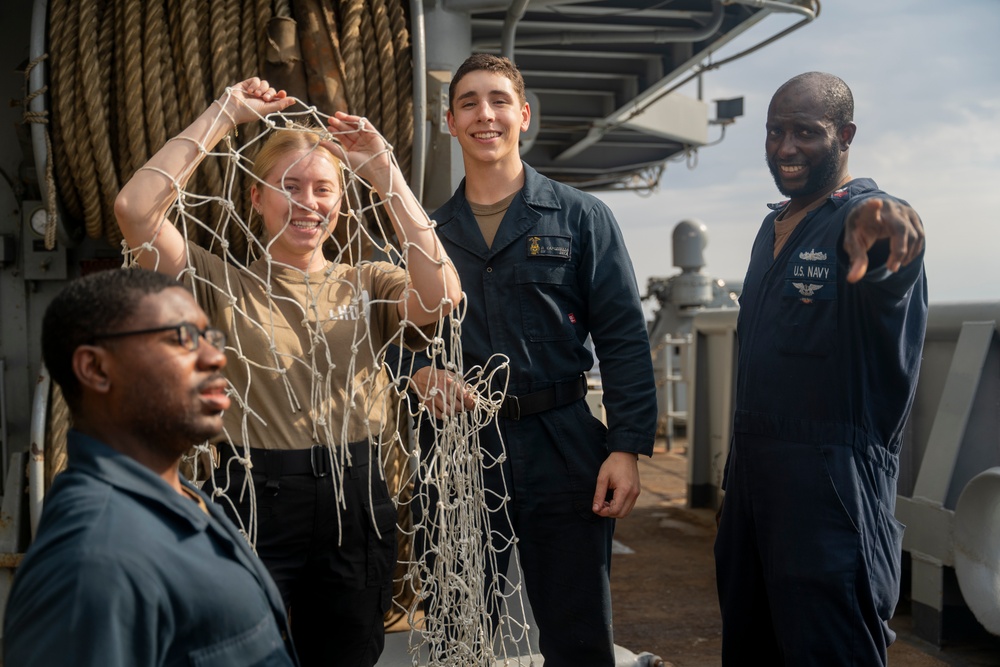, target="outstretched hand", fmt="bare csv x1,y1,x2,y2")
217,77,294,126
843,198,925,283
